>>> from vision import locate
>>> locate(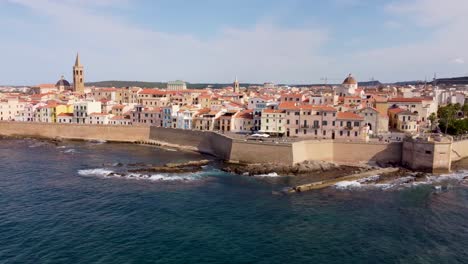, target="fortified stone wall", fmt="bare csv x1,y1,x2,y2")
333,142,402,164
402,139,452,173
230,140,293,165
1,123,465,170
0,122,150,142
149,127,213,153
291,140,402,165
292,140,334,164
452,140,468,161
148,127,293,164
